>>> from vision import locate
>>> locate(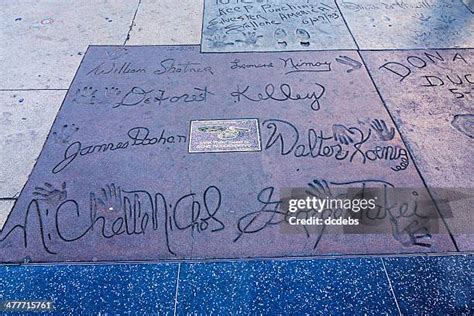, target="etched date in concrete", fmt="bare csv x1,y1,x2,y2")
362,48,474,250
0,46,456,263
201,0,356,52
339,0,474,49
